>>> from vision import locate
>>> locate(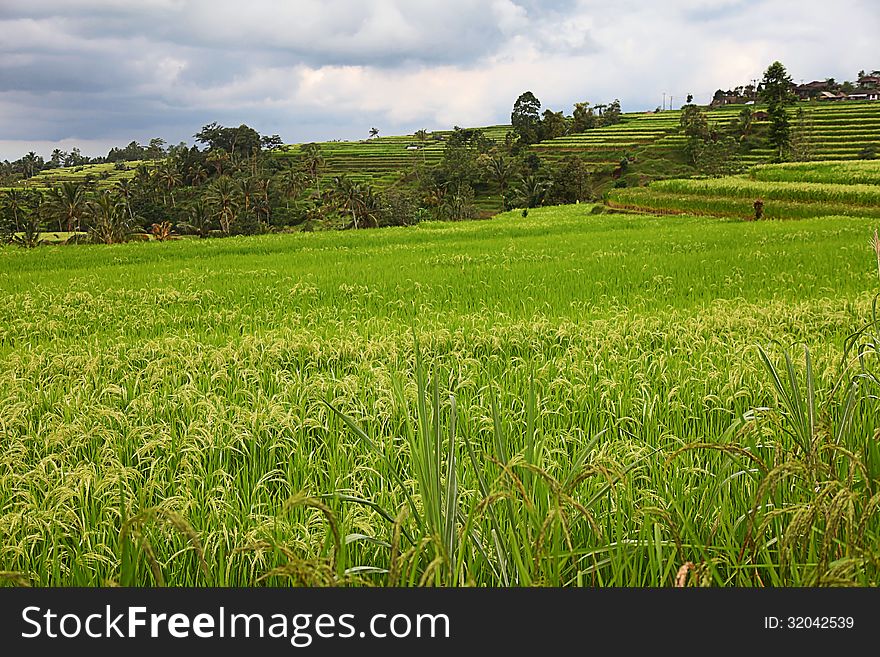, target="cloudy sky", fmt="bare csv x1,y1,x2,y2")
0,0,876,160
